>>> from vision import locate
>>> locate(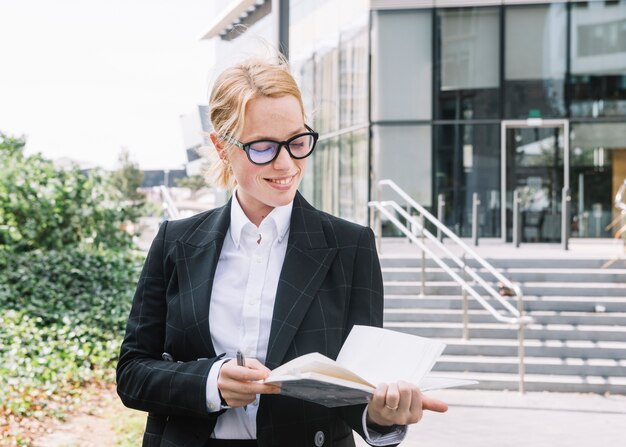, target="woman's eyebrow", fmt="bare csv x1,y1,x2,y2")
245,126,307,141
